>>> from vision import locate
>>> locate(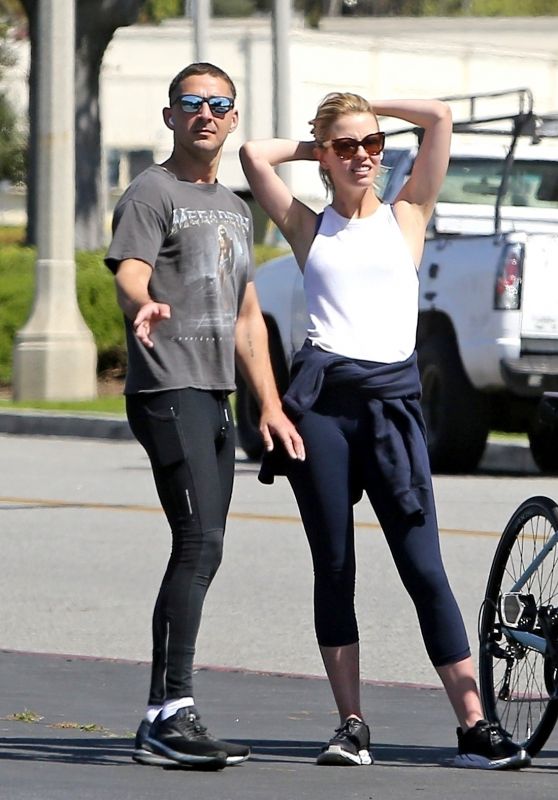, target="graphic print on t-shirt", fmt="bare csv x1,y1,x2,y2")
217,224,235,309
167,207,250,341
